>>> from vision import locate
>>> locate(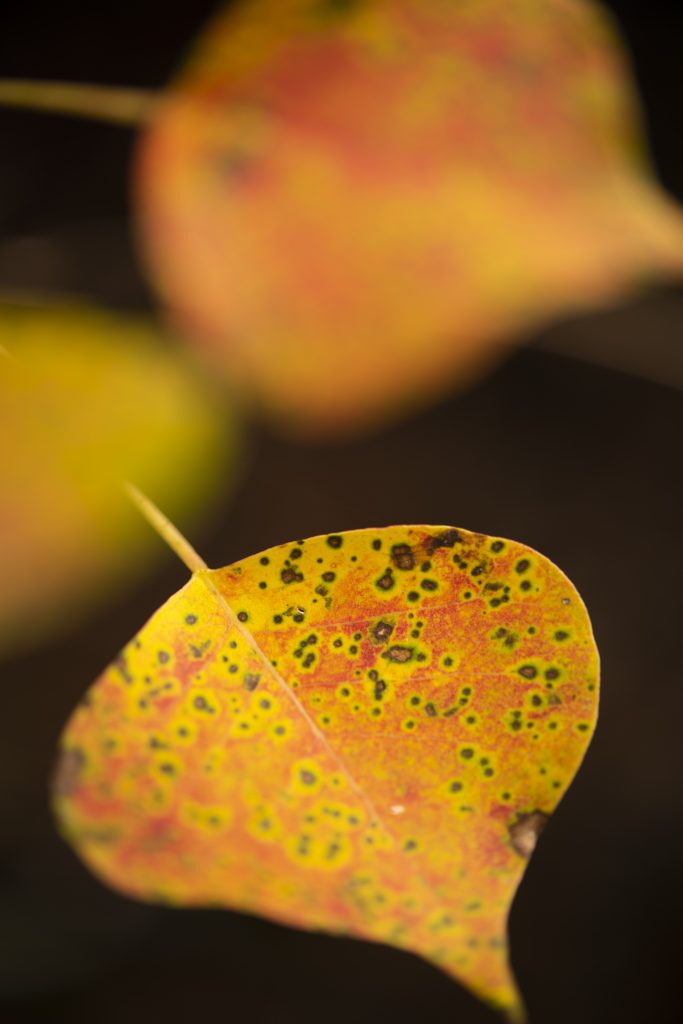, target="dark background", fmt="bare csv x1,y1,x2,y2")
1,3,682,1023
